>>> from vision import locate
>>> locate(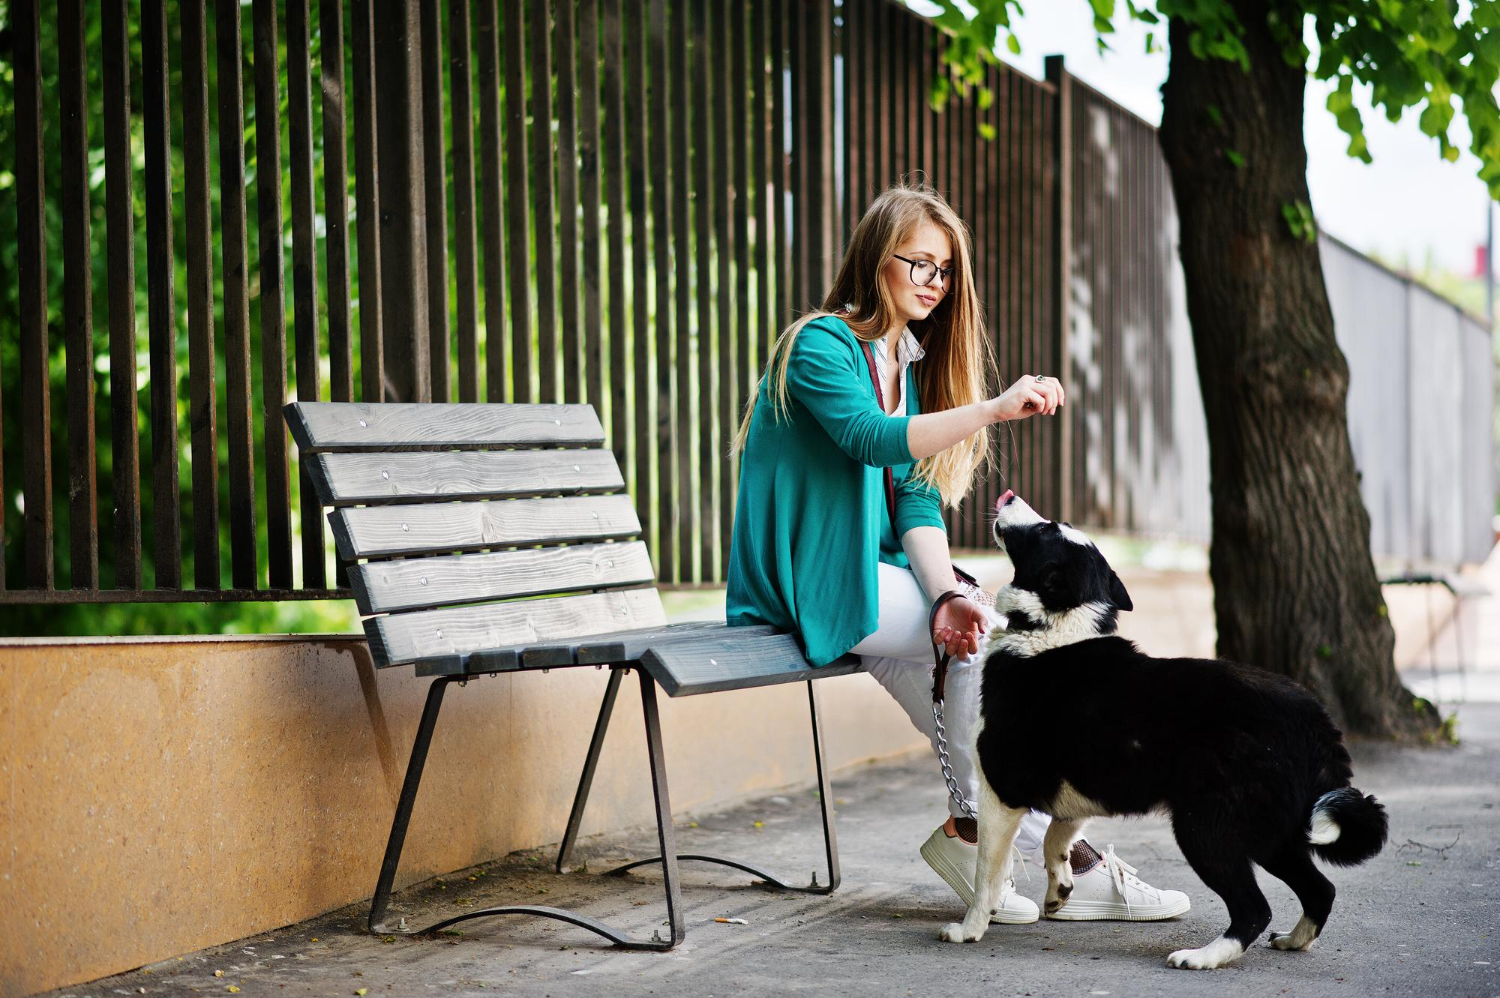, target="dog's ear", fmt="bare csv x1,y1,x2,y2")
1108,570,1133,612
